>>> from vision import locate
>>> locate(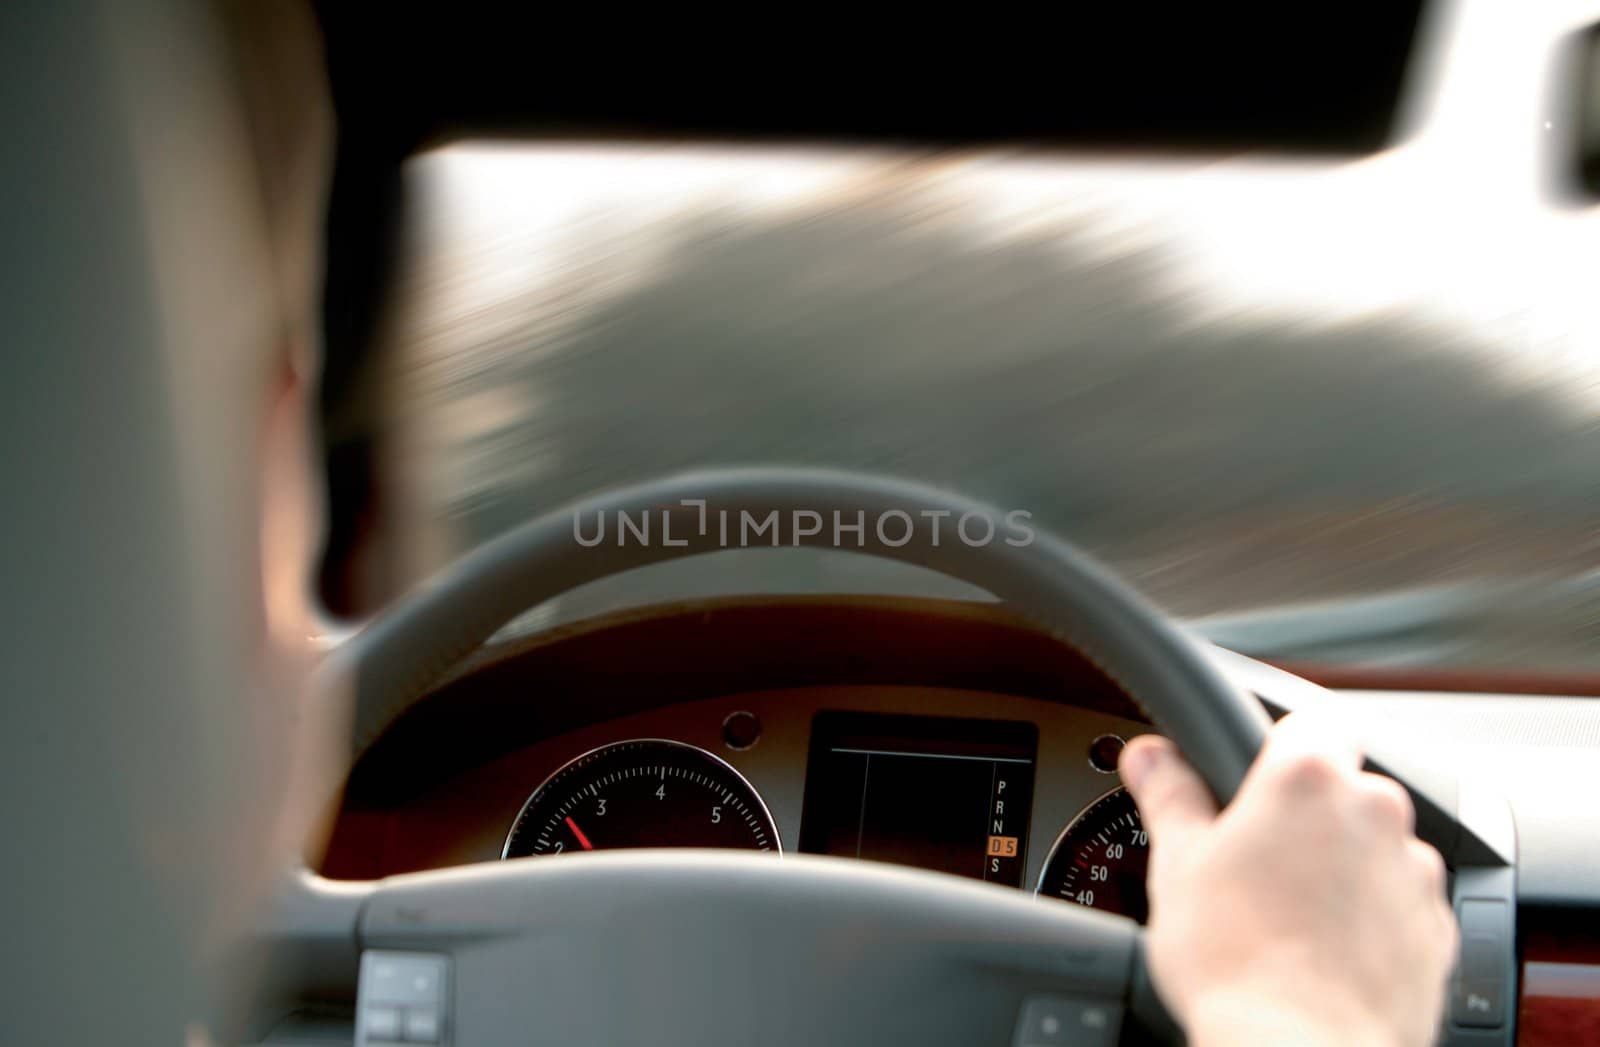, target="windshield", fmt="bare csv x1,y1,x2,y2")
339,137,1599,673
